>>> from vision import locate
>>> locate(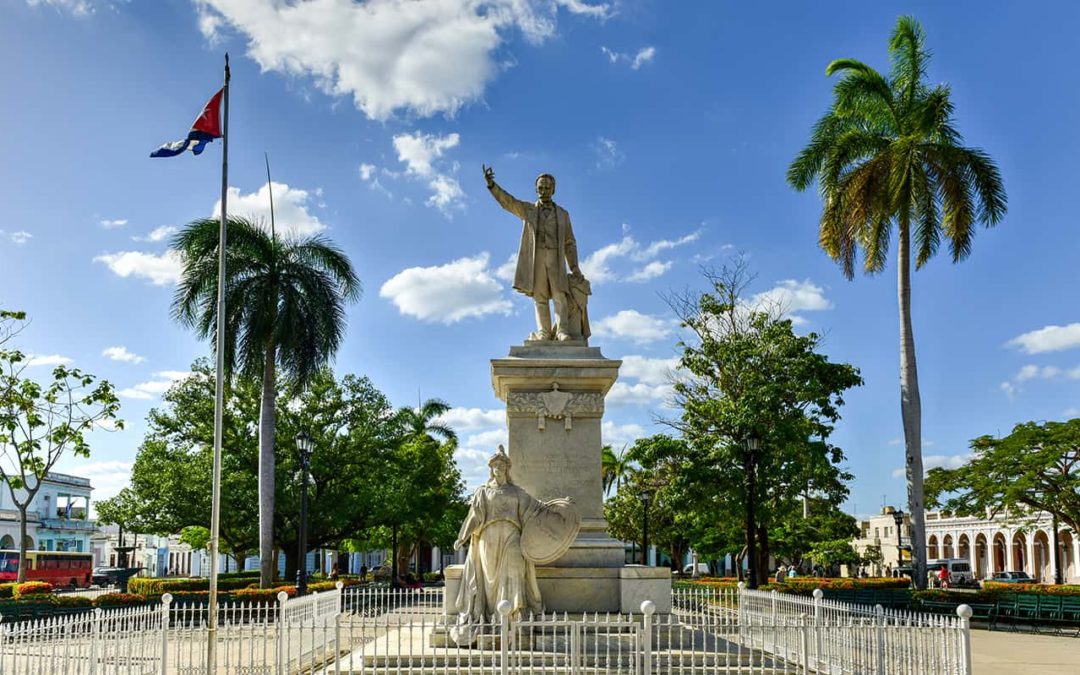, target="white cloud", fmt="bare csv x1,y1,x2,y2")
750,279,832,324
359,163,377,181
392,132,465,215
581,231,699,284
626,261,671,283
60,460,133,503
631,46,656,70
891,454,970,478
591,310,677,345
213,181,326,237
132,225,178,243
25,0,97,17
607,381,674,407
99,218,127,229
600,45,656,69
437,407,504,431
27,354,73,367
380,252,512,324
1064,407,1080,418
1001,363,1072,398
602,420,645,446
94,250,183,286
102,346,145,364
592,136,624,169
494,254,517,283
466,429,508,449
620,355,680,386
118,370,190,400
194,0,608,121
1008,323,1080,354
9,231,32,245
